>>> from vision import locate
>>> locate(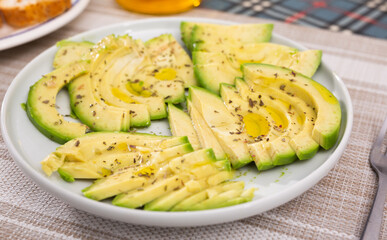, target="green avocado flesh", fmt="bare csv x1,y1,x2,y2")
181,22,321,94
41,132,253,210
167,103,201,150
242,63,341,150
187,99,227,160
189,23,273,52
165,64,339,171
26,61,90,144
35,22,342,212
193,47,322,94
68,34,191,130
53,40,94,69
188,86,252,169
41,132,187,177
27,34,196,143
